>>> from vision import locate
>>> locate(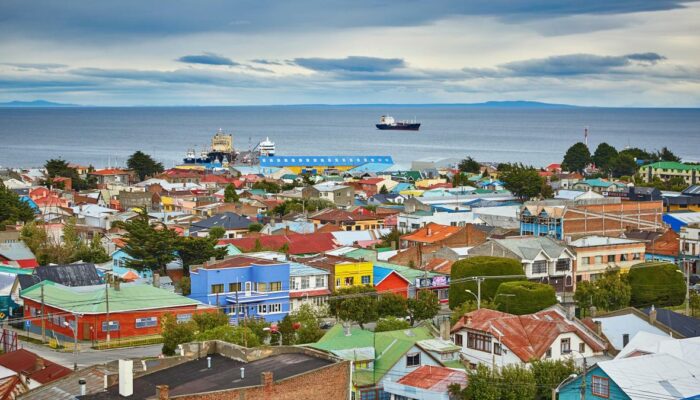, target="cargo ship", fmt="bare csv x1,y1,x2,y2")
376,115,421,131
183,129,236,165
